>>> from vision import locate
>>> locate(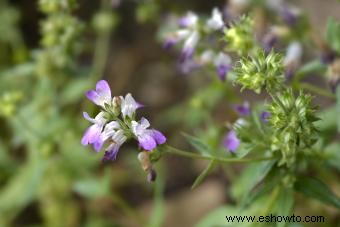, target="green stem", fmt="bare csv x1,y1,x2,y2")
164,145,274,163
298,83,335,99
90,0,113,82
